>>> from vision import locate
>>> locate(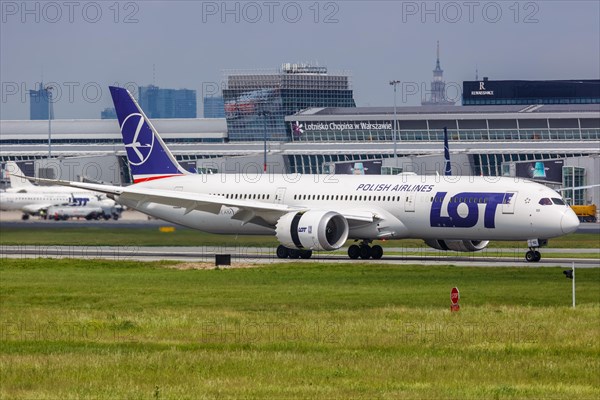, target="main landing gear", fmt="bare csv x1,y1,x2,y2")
525,239,548,263
276,245,312,259
347,240,383,260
